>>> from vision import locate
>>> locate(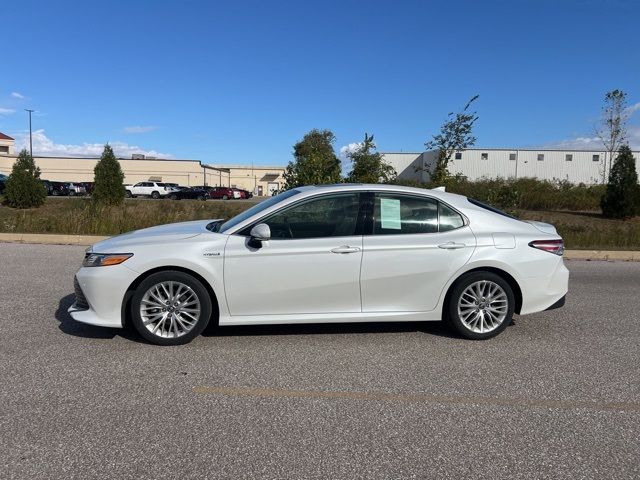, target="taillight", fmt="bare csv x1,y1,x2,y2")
529,239,564,256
